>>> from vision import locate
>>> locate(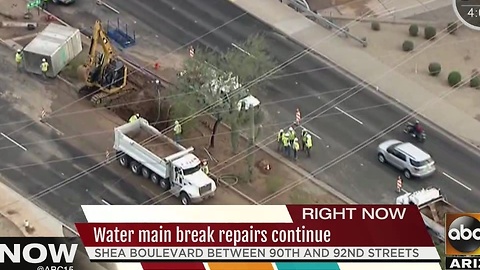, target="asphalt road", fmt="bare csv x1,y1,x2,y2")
83,0,480,212
0,96,151,227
